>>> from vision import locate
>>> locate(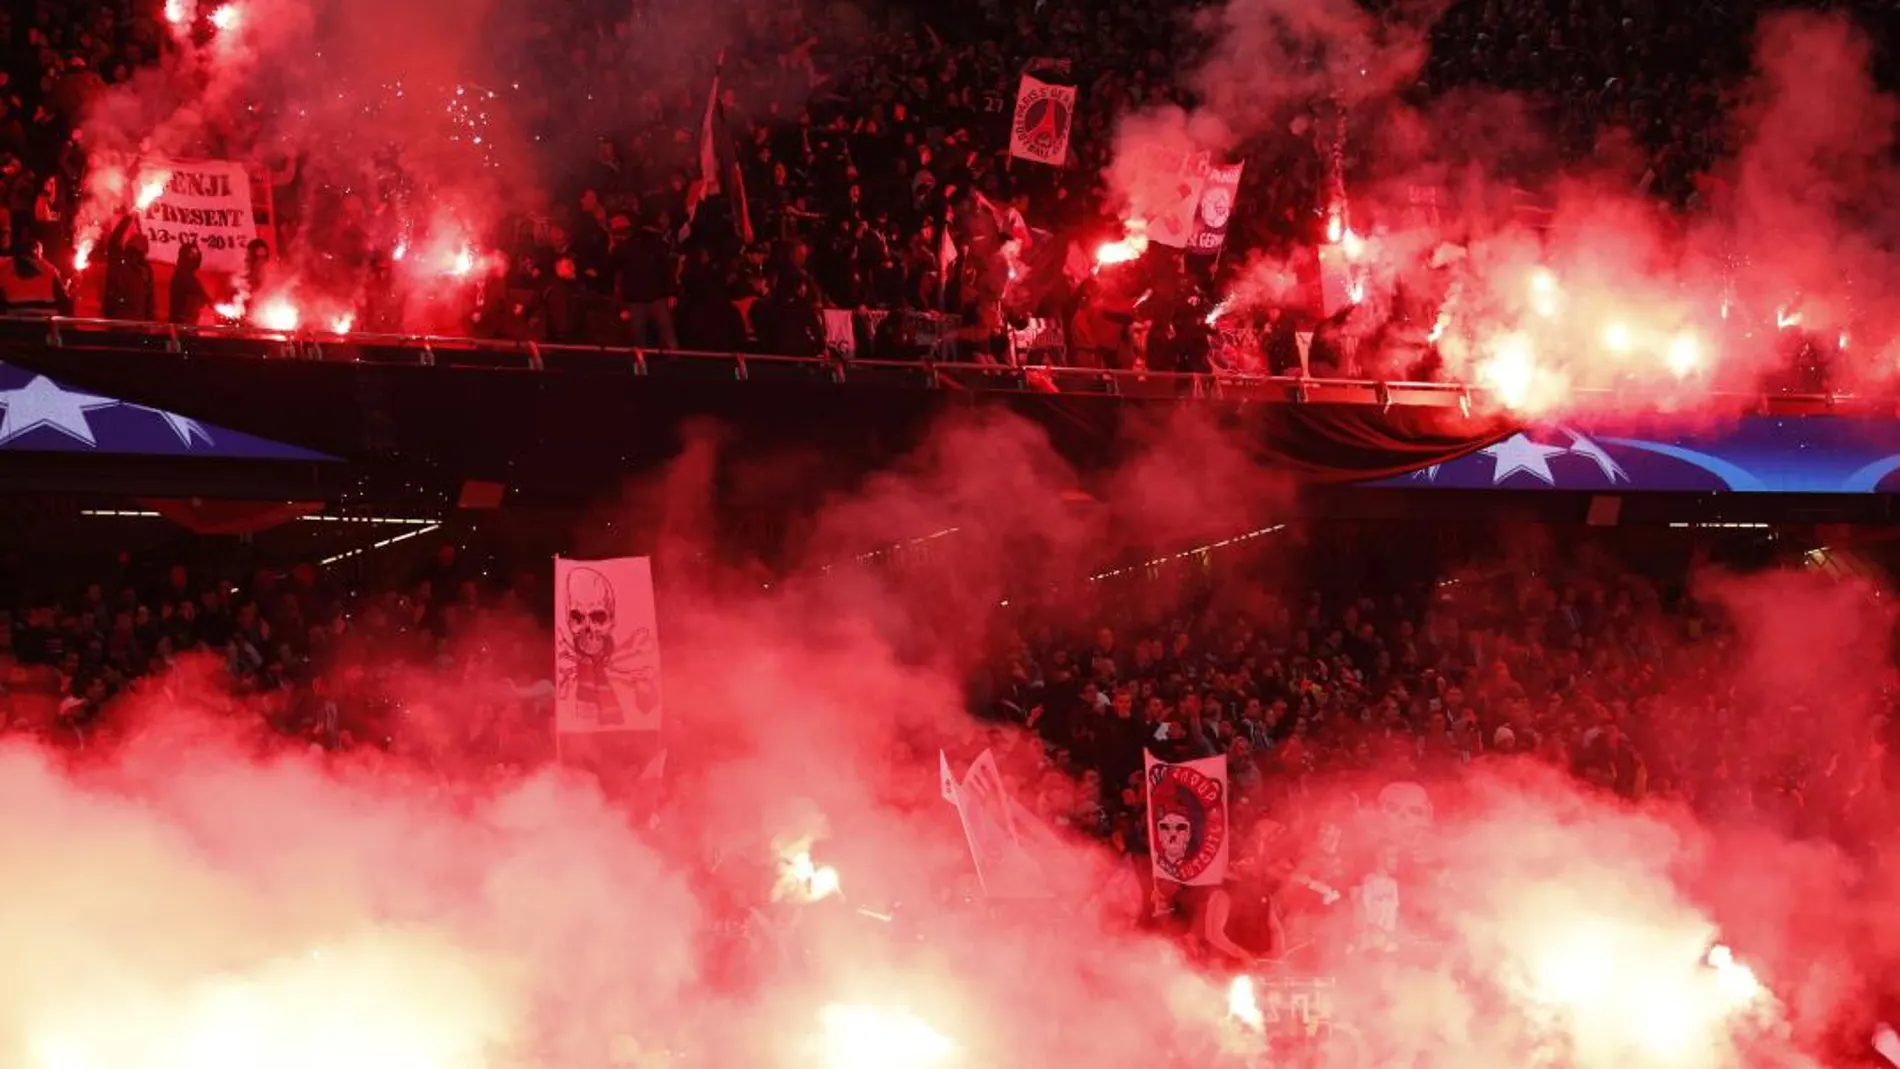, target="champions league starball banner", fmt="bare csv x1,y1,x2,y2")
1144,751,1230,887
553,555,663,735
1370,418,1900,494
